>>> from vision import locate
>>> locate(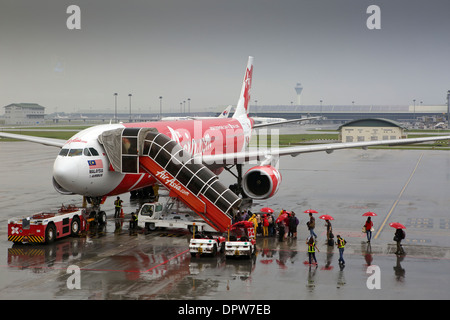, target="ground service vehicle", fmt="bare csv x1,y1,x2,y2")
8,205,87,244
189,234,226,257
225,221,257,258
137,198,217,233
